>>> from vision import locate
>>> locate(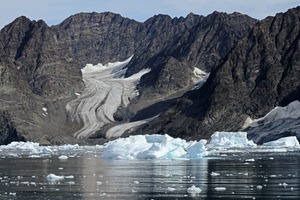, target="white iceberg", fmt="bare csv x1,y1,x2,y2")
46,174,65,182
101,134,207,160
262,136,299,148
207,132,257,149
187,185,202,193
